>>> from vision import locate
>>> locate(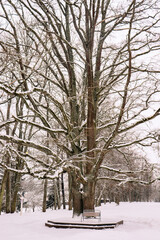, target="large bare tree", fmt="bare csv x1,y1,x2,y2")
0,0,160,215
